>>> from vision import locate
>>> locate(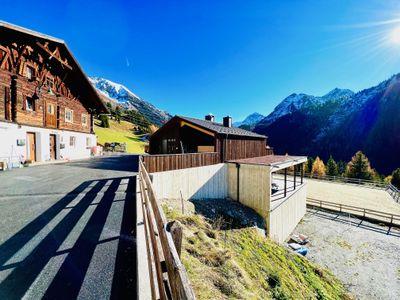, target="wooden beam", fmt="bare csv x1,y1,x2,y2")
180,120,215,137
35,41,73,70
